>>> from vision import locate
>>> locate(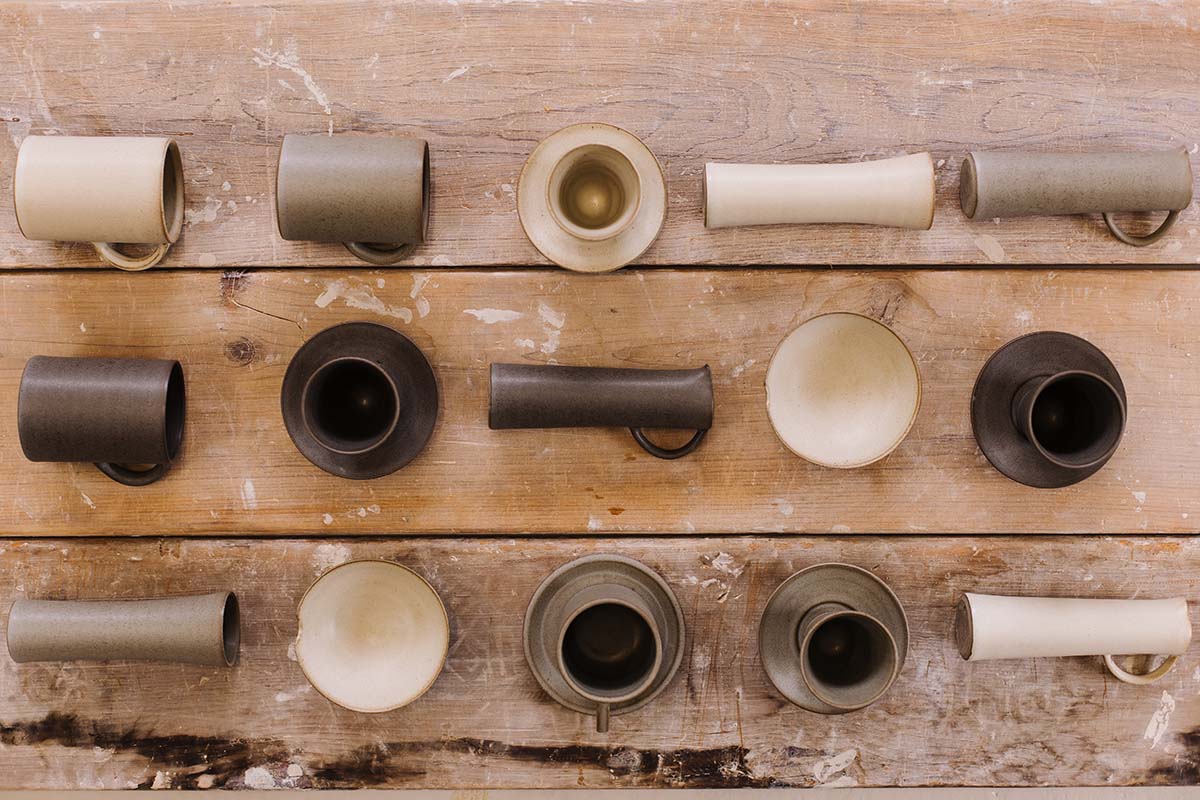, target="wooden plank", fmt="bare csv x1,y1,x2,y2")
1,535,1198,789
0,268,1197,536
1,0,1198,269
